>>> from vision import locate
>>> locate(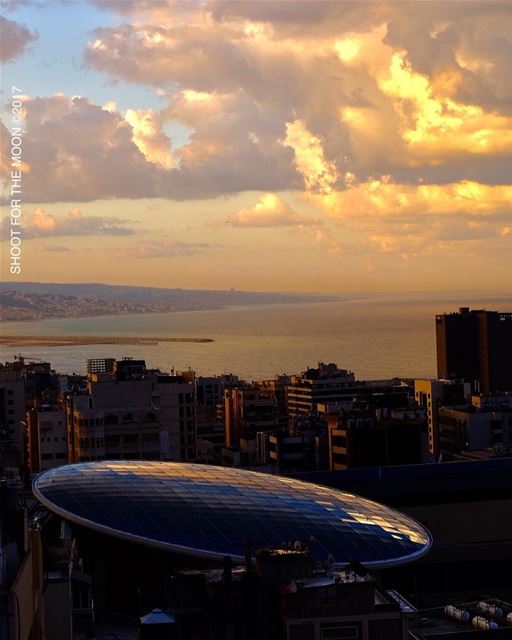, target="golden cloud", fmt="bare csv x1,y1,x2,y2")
283,120,338,194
